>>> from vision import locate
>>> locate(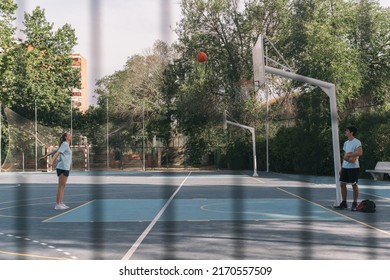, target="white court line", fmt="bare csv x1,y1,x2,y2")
121,172,192,260
277,187,390,237
42,200,95,223
249,176,265,184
